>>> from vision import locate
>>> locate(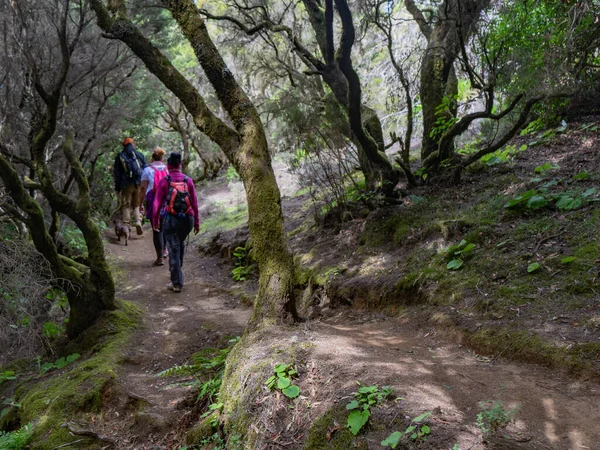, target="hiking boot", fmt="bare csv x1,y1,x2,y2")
167,282,182,293
135,221,143,236
153,257,164,266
